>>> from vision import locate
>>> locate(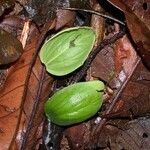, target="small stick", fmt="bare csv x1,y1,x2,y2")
61,7,125,26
